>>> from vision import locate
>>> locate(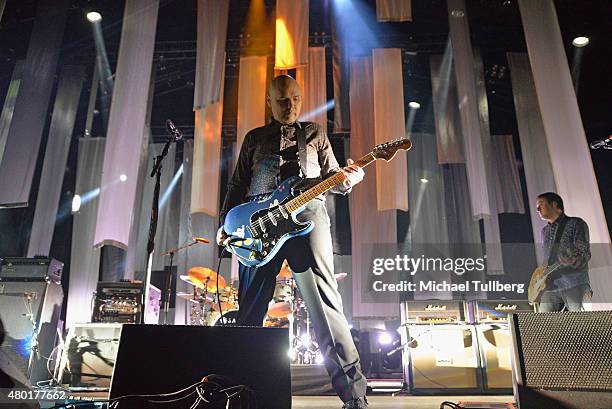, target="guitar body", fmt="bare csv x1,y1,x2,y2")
527,262,562,303
223,177,313,267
